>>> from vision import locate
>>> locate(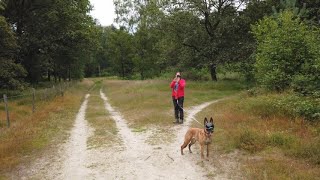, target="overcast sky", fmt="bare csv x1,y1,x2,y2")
90,0,116,26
